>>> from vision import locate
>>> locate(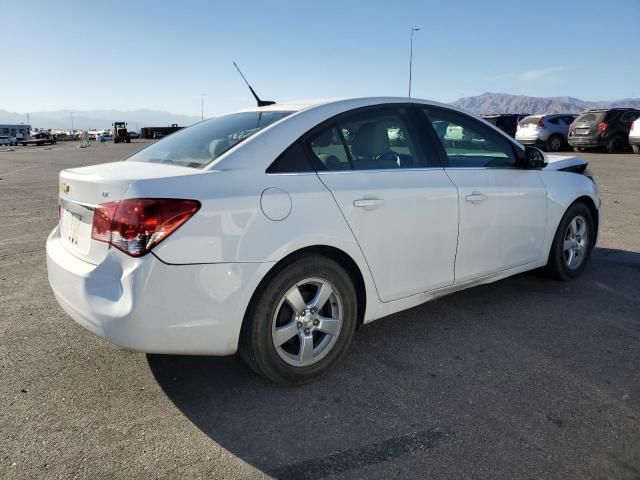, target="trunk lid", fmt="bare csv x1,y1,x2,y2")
58,160,202,265
571,111,605,136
